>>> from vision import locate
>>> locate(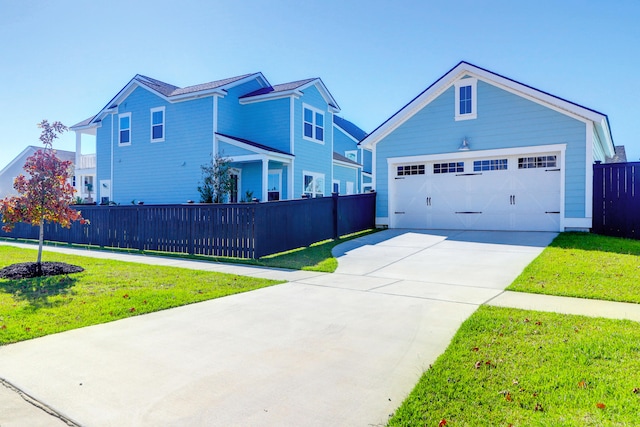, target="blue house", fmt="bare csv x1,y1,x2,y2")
71,73,367,204
361,62,617,232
